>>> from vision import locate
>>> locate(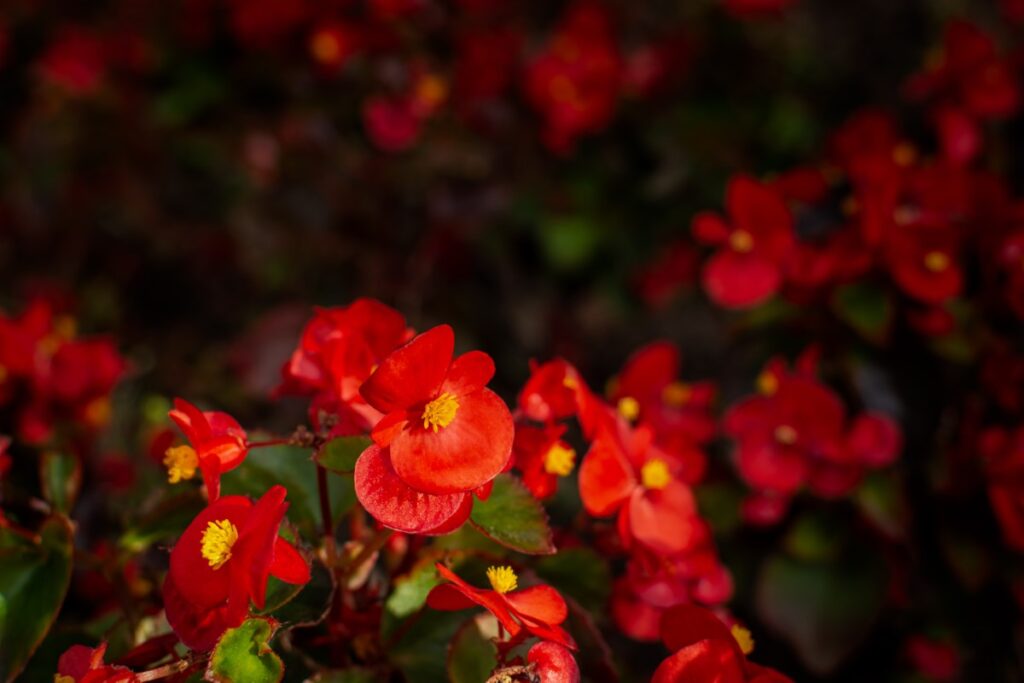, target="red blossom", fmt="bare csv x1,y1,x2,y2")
694,176,795,309
979,426,1024,552
163,485,310,650
427,563,577,649
56,642,137,683
166,398,249,502
513,422,576,500
517,358,586,424
905,635,960,681
653,605,791,682
360,324,514,495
